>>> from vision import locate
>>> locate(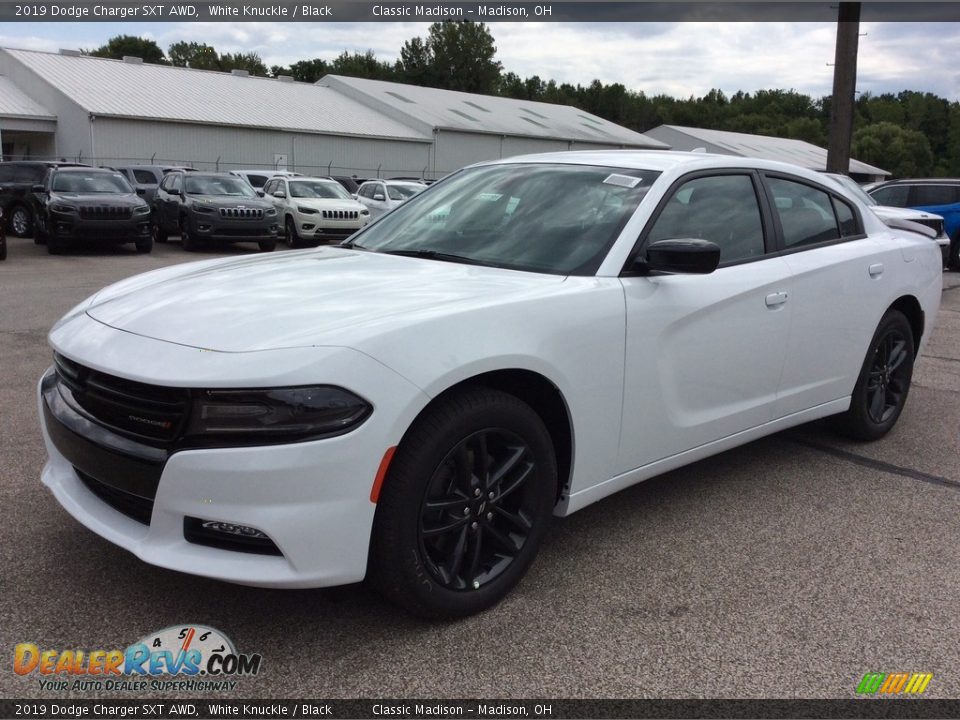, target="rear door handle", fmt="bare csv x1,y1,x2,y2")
868,263,884,277
765,291,789,307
